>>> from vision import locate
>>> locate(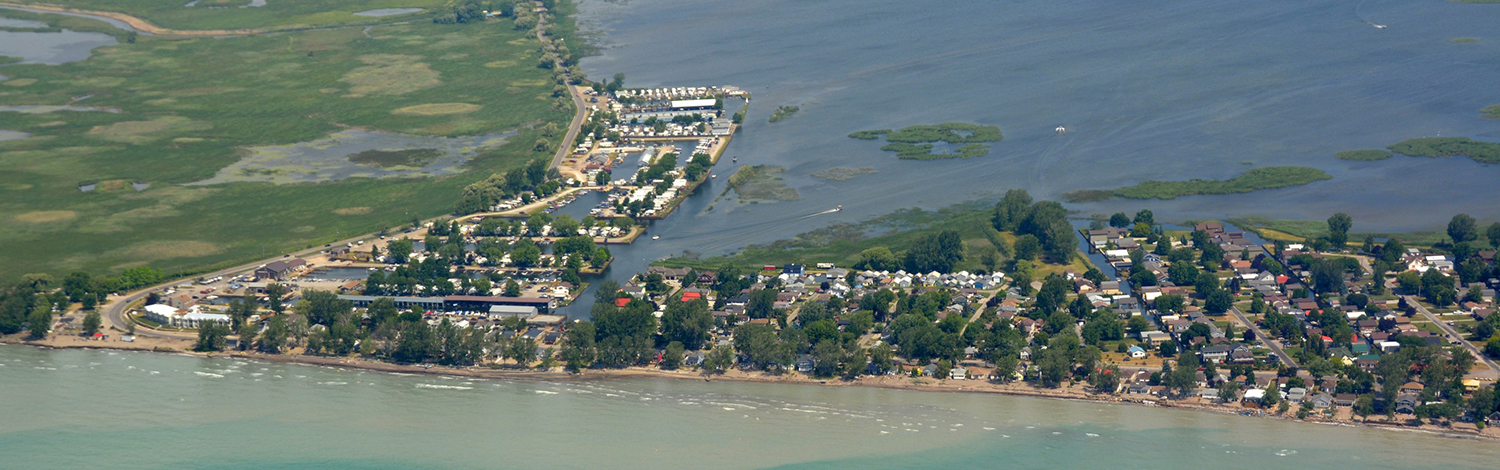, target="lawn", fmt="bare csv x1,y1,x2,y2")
1226,216,1455,246
0,11,571,280
6,0,450,31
